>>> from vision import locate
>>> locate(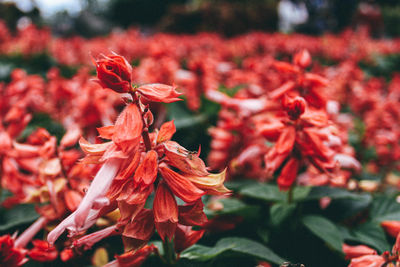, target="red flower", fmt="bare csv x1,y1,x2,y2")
348,255,385,267
28,240,58,262
0,235,27,267
342,244,377,260
106,245,156,267
154,181,178,241
94,54,133,93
